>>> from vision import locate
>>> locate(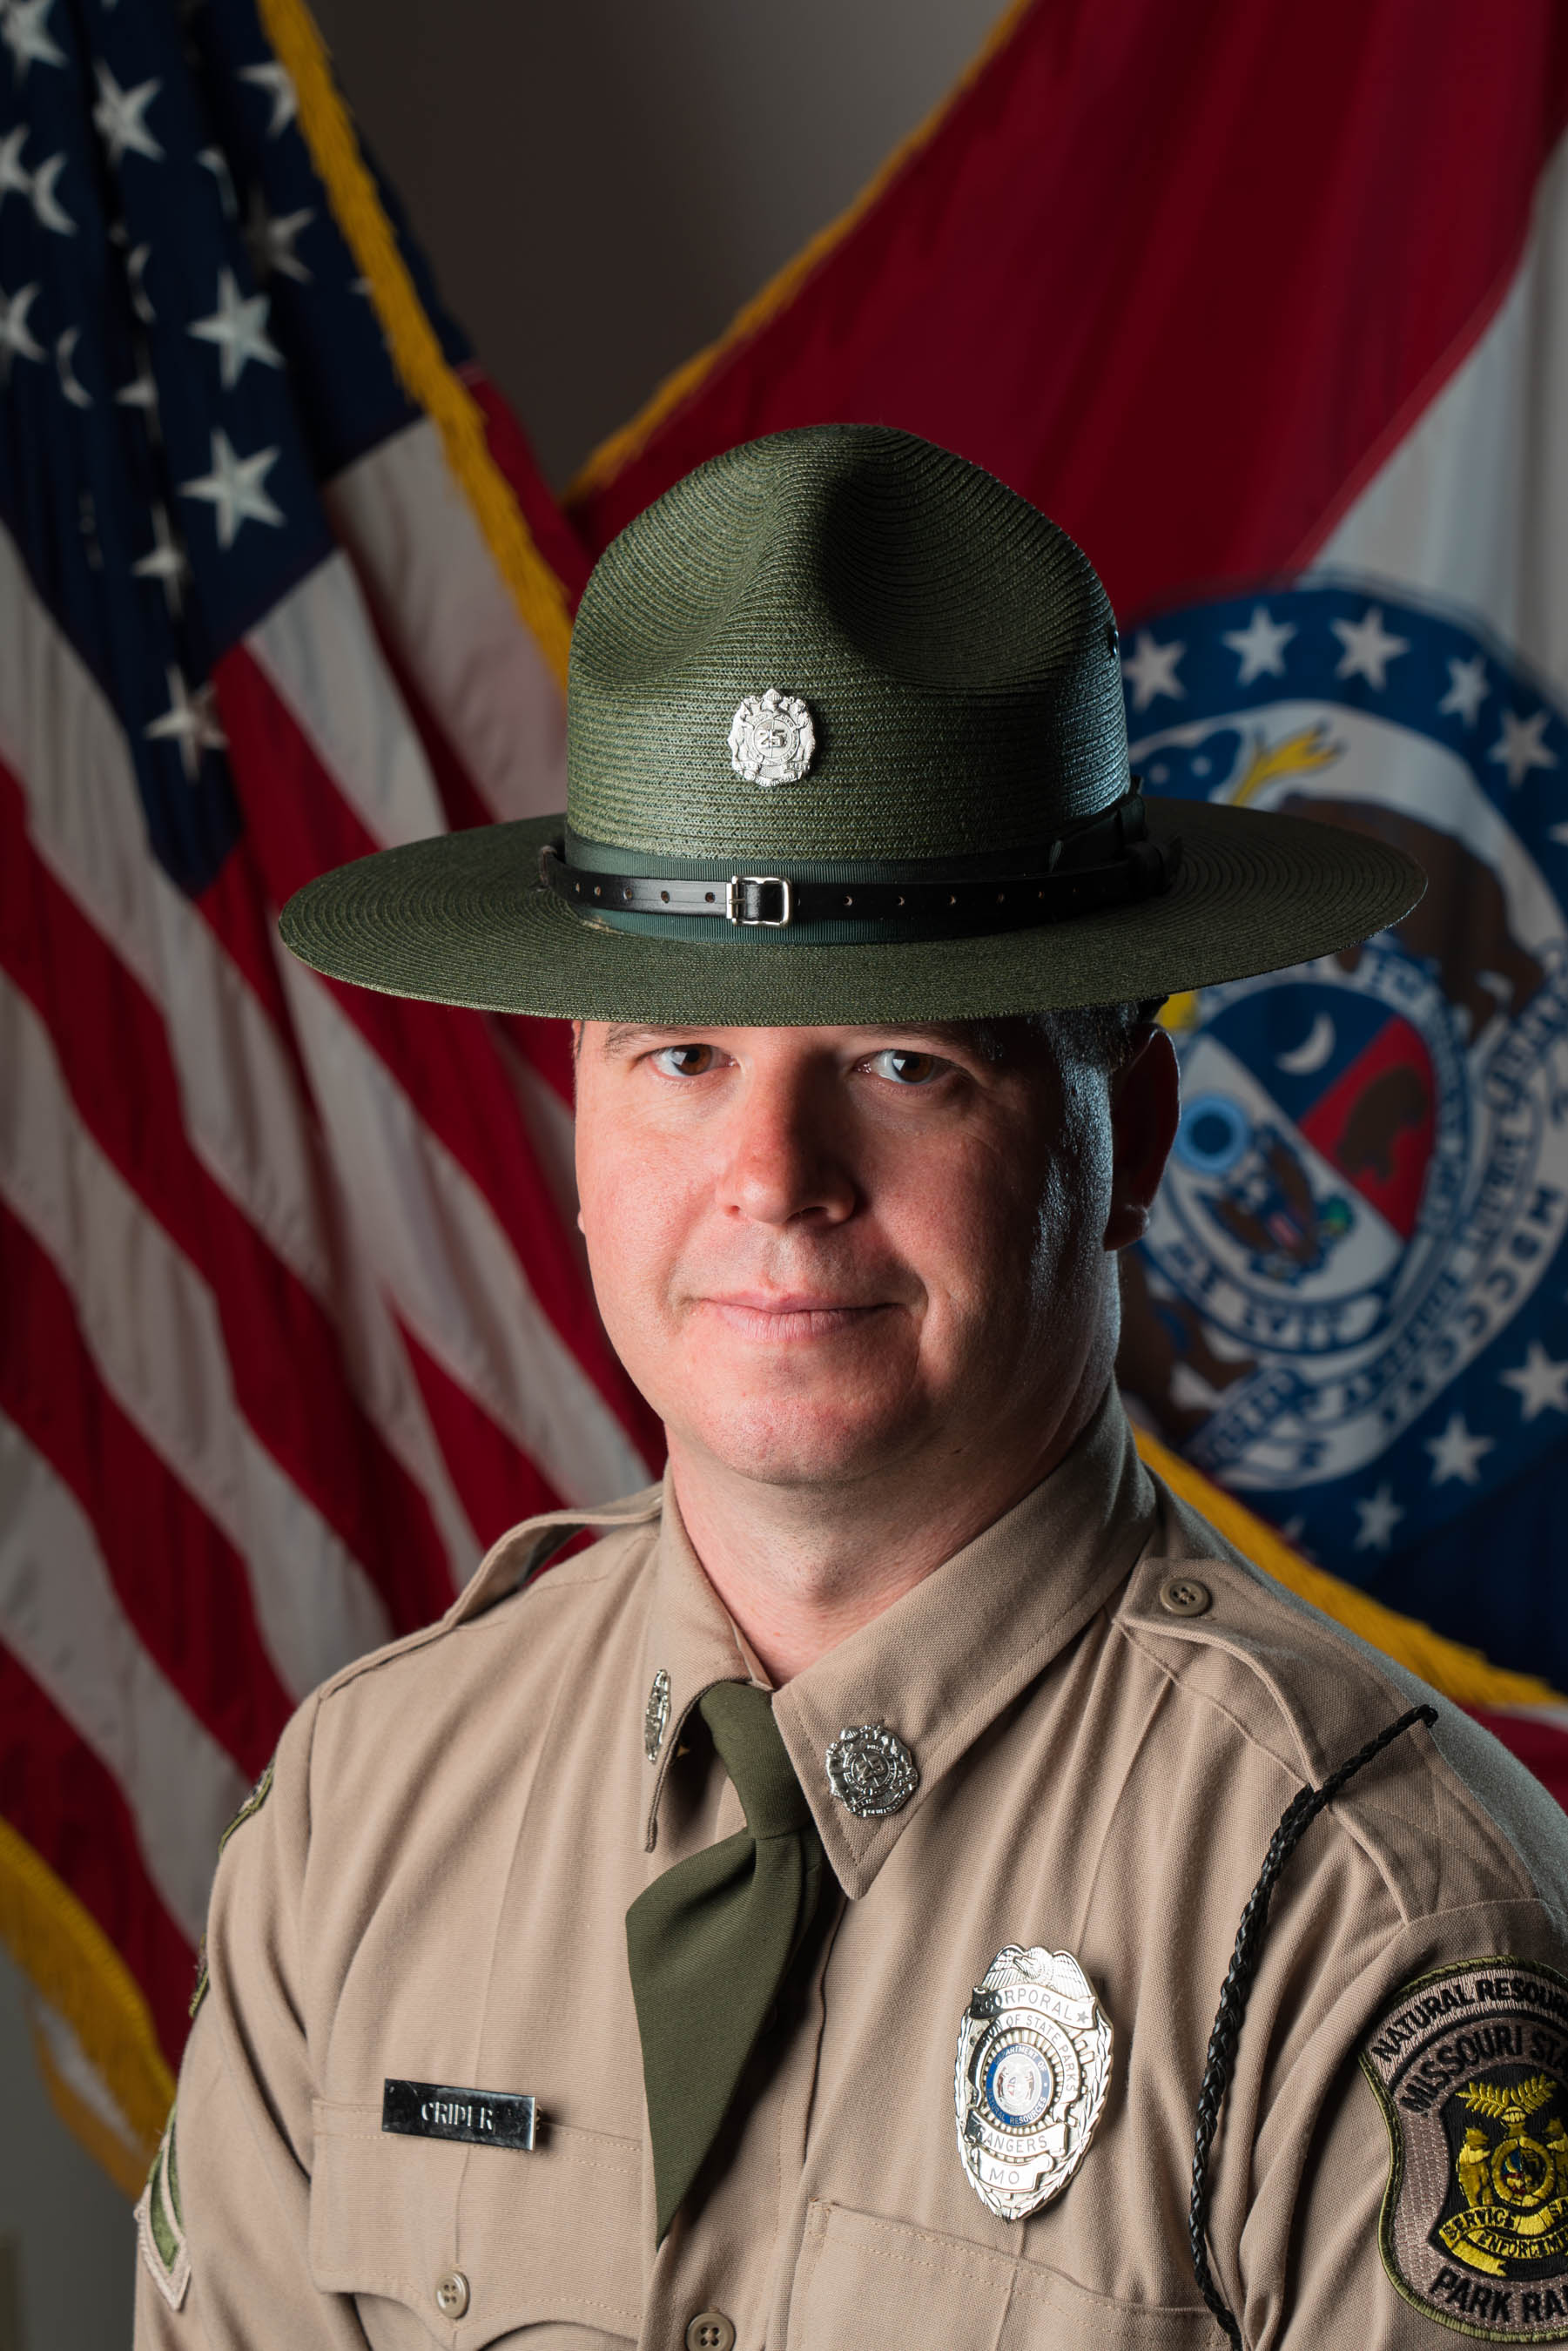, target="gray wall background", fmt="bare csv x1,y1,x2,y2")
3,3,1006,2342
